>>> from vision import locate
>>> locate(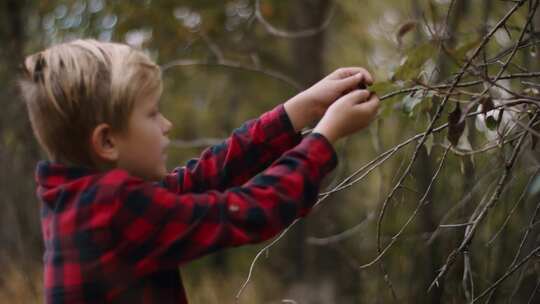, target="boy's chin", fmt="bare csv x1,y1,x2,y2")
154,165,168,181
135,166,167,182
